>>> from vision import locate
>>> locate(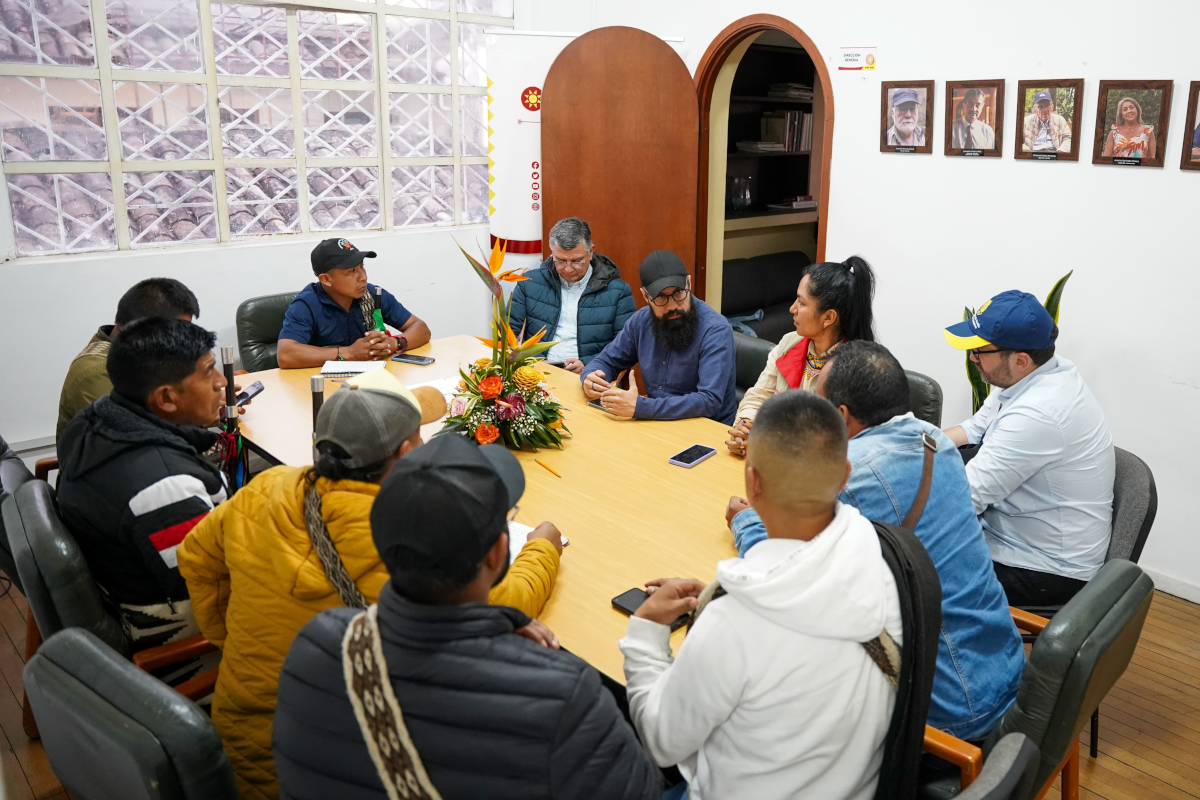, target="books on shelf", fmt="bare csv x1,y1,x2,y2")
759,110,813,152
